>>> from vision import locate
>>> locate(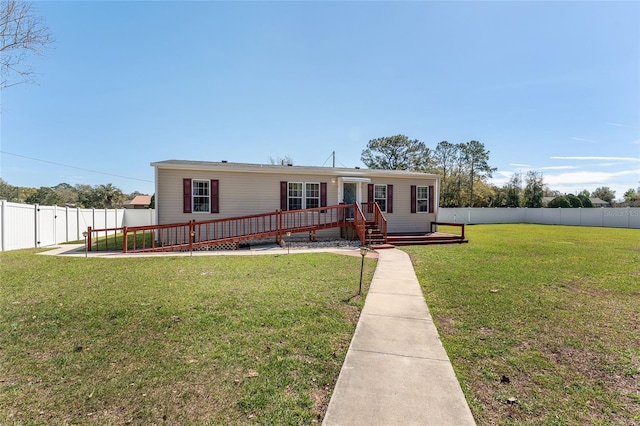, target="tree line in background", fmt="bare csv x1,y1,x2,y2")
361,135,639,208
3,135,638,209
0,179,153,209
